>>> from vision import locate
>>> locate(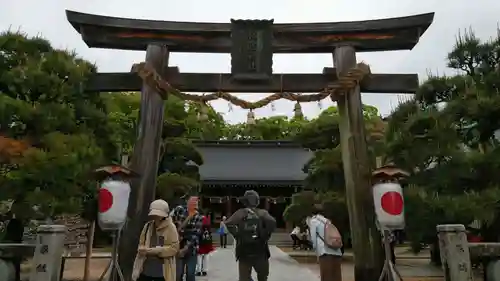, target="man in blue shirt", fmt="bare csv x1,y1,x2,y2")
171,196,203,281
